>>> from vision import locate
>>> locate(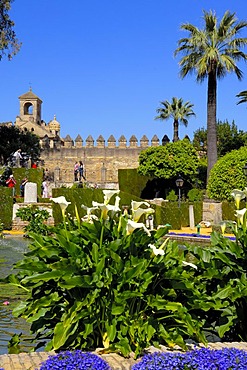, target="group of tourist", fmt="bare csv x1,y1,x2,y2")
74,161,86,182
